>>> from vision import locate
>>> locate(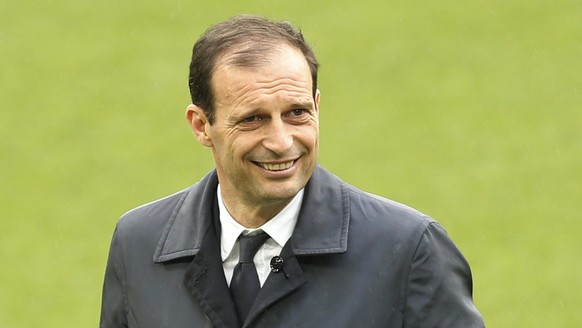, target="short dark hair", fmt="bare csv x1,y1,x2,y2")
188,15,319,124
